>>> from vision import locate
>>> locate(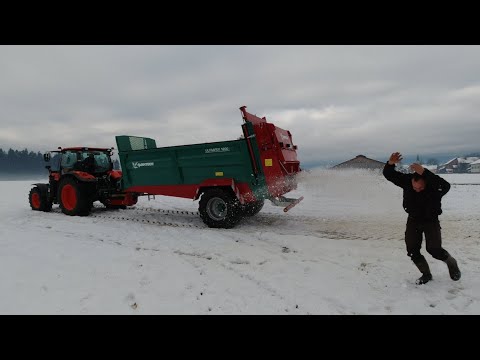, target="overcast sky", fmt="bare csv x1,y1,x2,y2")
1,45,479,166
